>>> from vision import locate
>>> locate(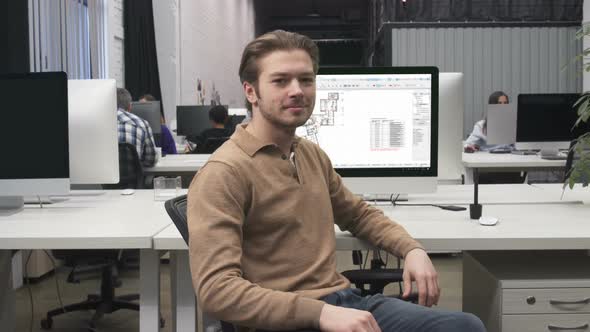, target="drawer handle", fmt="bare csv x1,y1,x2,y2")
550,298,590,305
548,323,589,330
